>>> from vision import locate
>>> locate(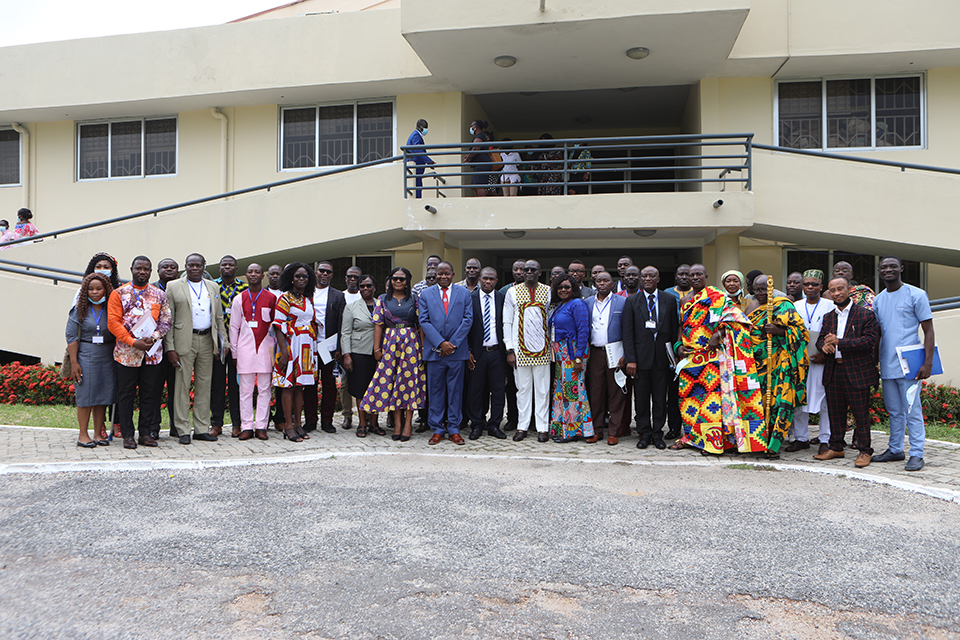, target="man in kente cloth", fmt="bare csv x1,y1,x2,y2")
669,264,766,456
749,274,809,459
